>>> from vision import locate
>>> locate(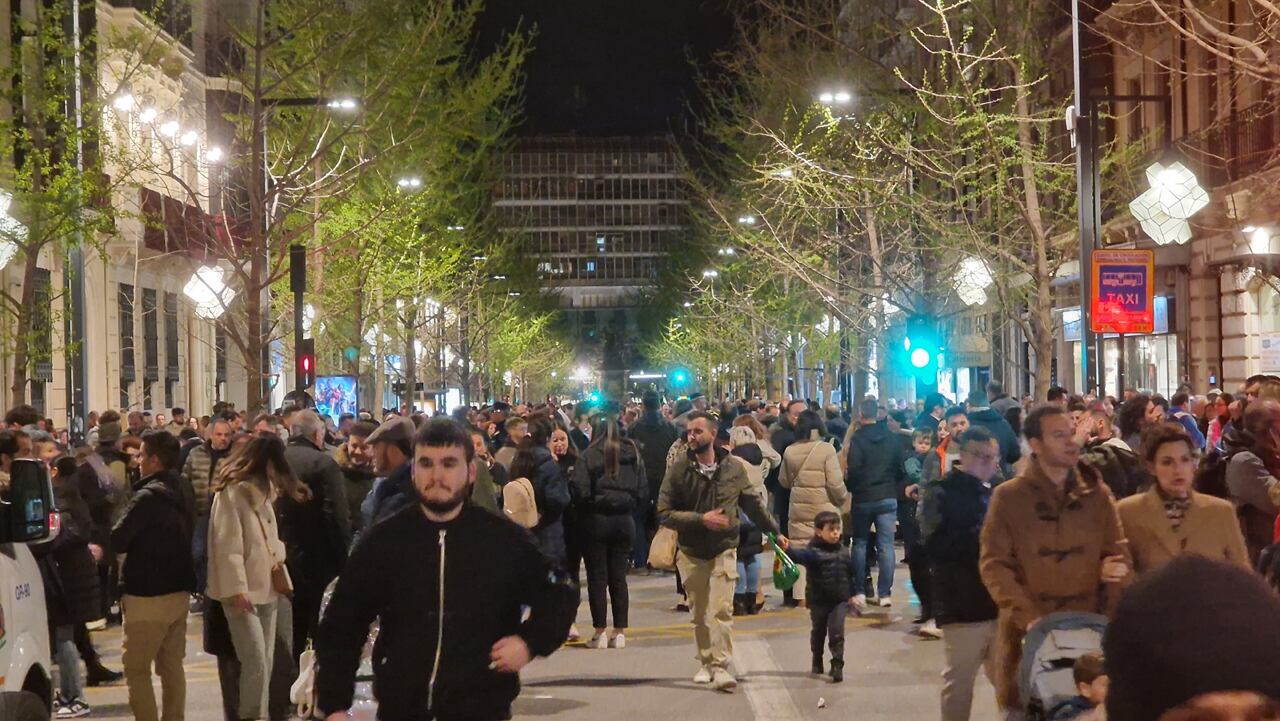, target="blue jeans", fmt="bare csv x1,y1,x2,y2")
851,498,897,599
54,625,82,700
735,555,760,594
